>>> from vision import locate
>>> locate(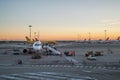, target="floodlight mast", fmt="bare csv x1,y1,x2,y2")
88,32,91,42
104,30,107,40
29,25,32,41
